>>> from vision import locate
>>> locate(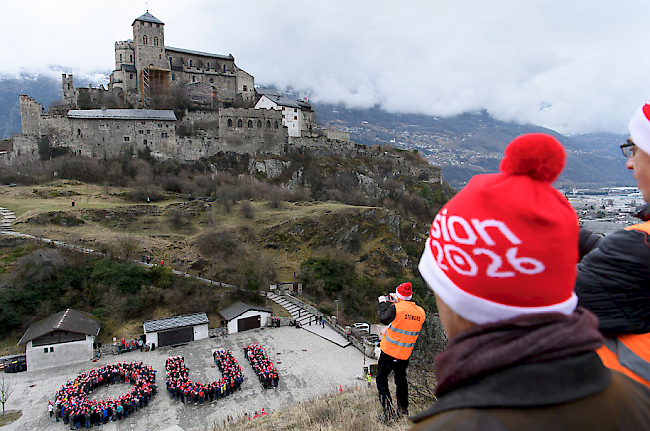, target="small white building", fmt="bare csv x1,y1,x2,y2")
219,301,271,334
18,309,101,372
143,312,209,348
254,89,314,137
